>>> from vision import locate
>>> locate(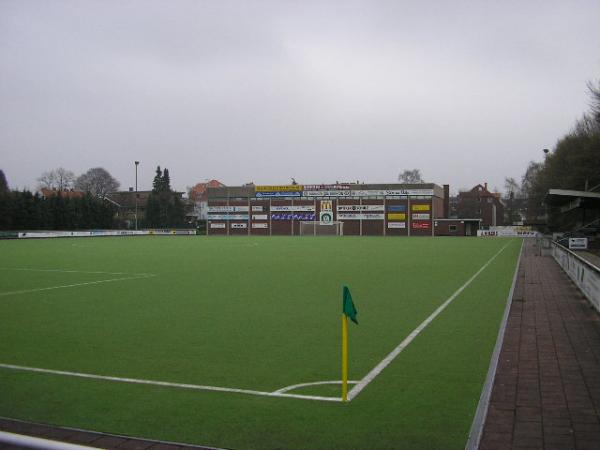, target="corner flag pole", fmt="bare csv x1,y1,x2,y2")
342,313,349,402
341,285,357,402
